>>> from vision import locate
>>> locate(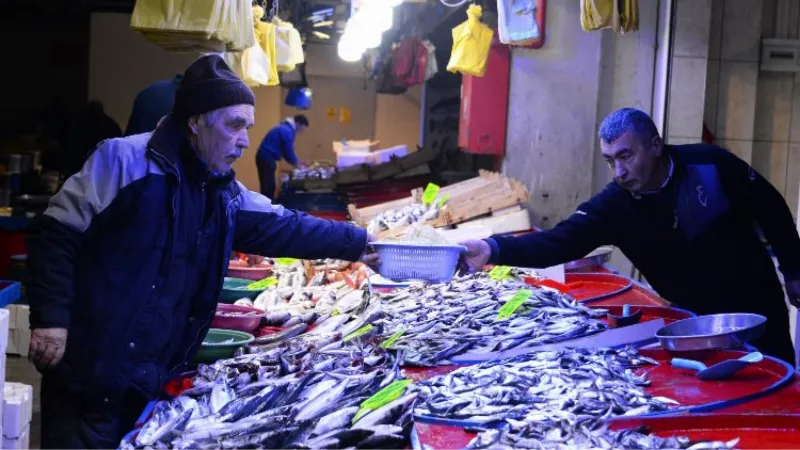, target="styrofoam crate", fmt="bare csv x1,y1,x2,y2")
11,306,27,332
6,330,29,357
2,424,28,450
3,383,32,439
0,310,9,352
